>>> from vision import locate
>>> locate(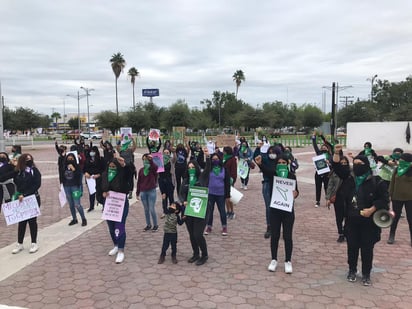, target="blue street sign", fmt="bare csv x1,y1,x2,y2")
142,89,160,97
